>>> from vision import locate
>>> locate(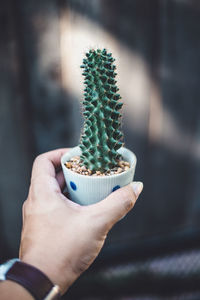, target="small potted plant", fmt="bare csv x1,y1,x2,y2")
61,49,137,205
